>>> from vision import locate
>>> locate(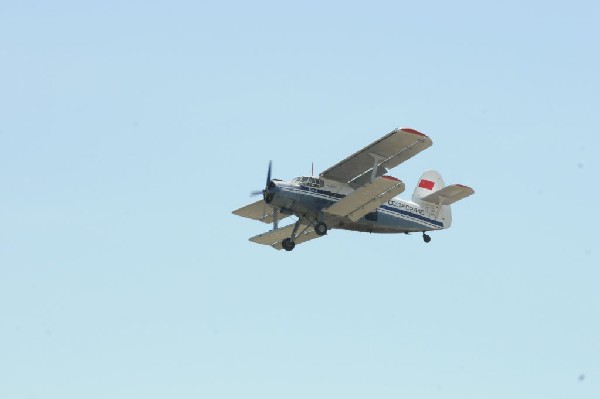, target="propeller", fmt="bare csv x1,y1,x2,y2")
250,161,278,229
250,160,275,204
